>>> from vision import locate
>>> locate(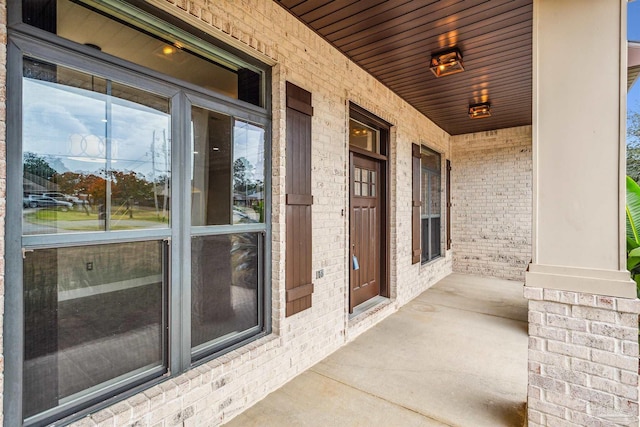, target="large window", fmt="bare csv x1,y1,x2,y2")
7,1,270,425
421,147,442,263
